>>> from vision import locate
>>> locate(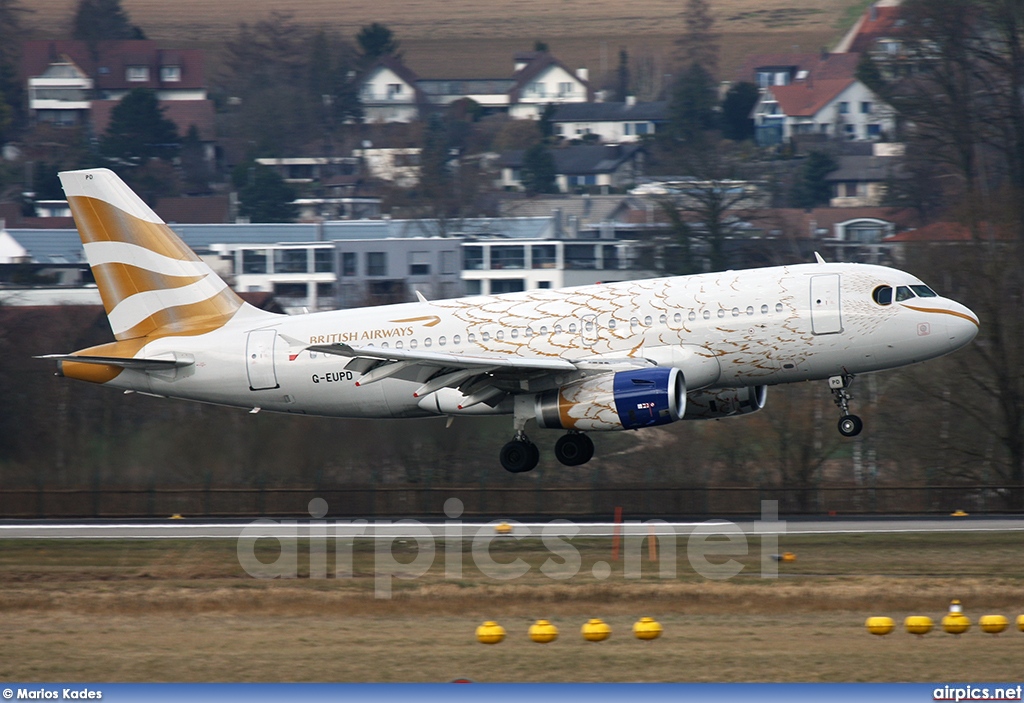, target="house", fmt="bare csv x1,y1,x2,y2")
22,40,215,158
498,144,644,194
550,99,668,143
359,56,425,124
358,51,592,123
752,76,894,145
825,143,907,207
